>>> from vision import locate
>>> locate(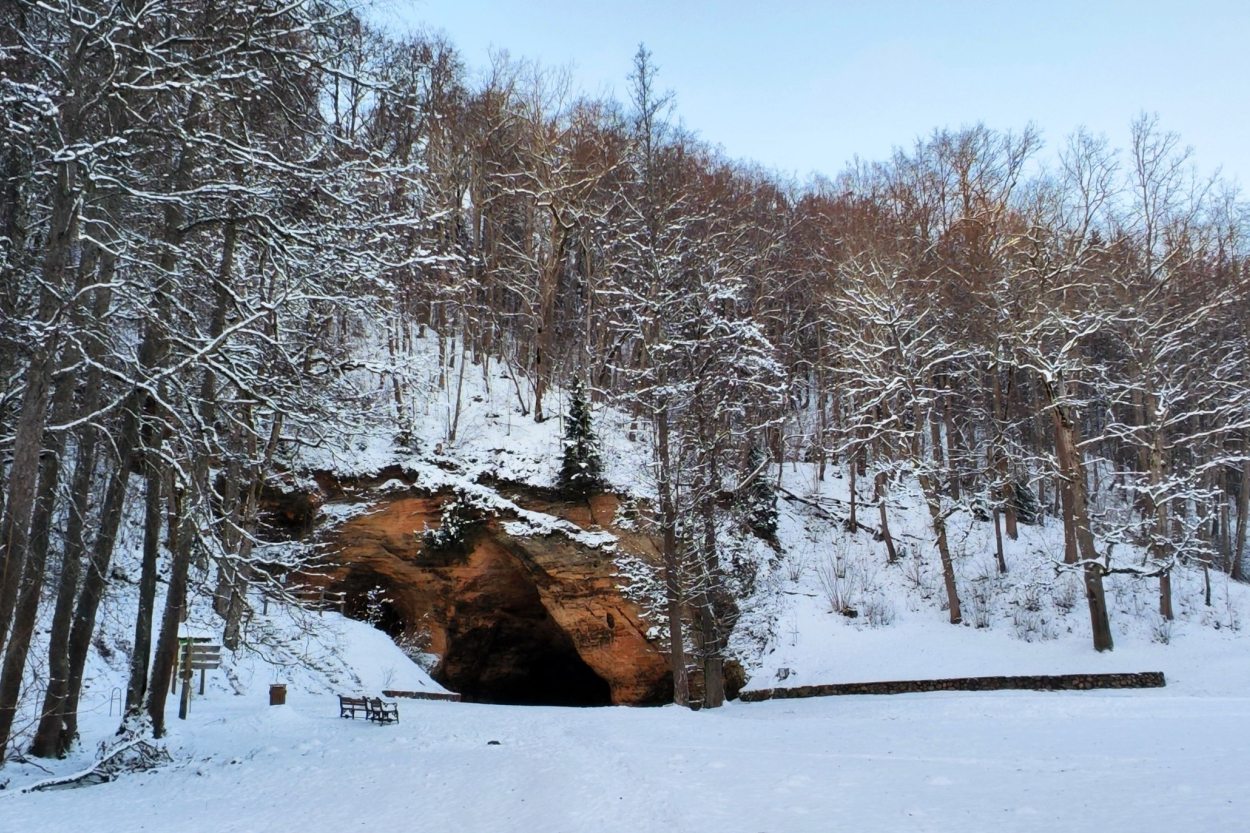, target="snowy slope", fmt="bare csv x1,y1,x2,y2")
2,521,450,796
285,330,1250,698
735,463,1250,697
